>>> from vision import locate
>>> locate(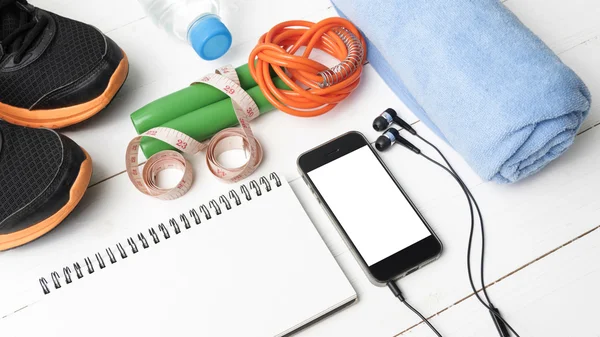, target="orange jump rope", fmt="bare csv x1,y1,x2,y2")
249,17,366,117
